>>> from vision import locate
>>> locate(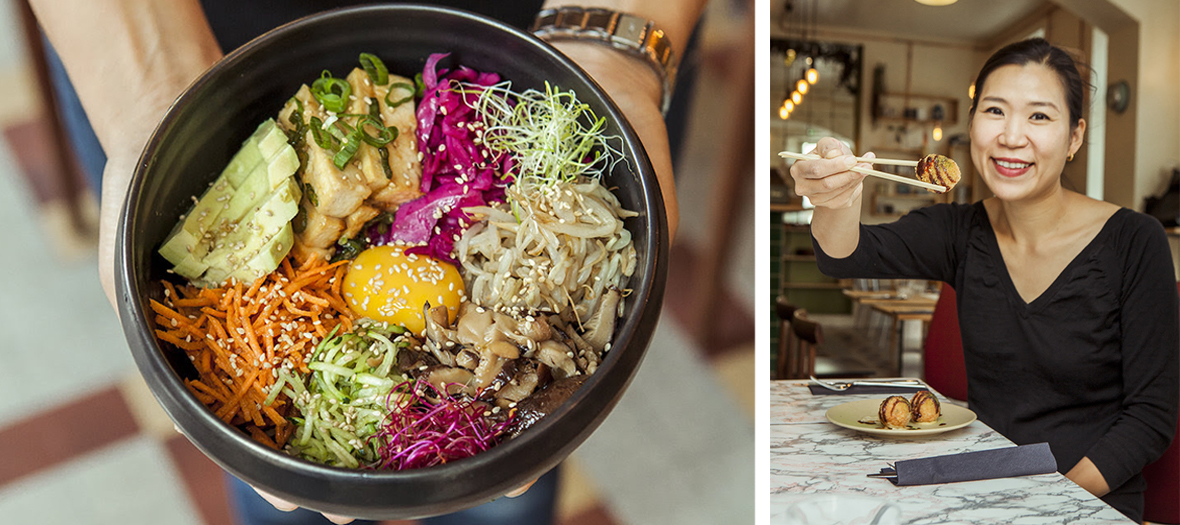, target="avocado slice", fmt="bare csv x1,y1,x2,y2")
197,178,301,286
